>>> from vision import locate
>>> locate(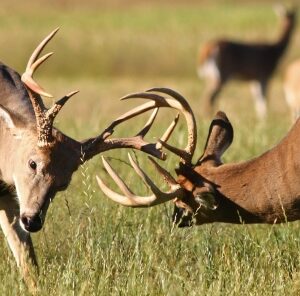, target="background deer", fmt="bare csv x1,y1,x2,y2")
0,29,174,290
198,6,297,119
98,88,300,227
284,58,300,121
